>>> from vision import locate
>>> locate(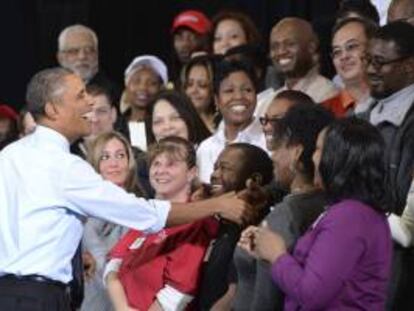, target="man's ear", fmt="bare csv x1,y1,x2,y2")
44,101,59,120
307,41,318,56
249,172,263,186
